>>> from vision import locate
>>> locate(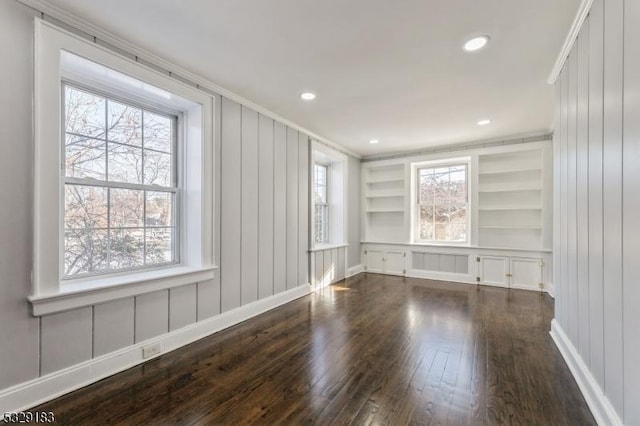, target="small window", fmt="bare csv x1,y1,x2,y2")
63,84,179,278
313,164,329,243
415,163,468,243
